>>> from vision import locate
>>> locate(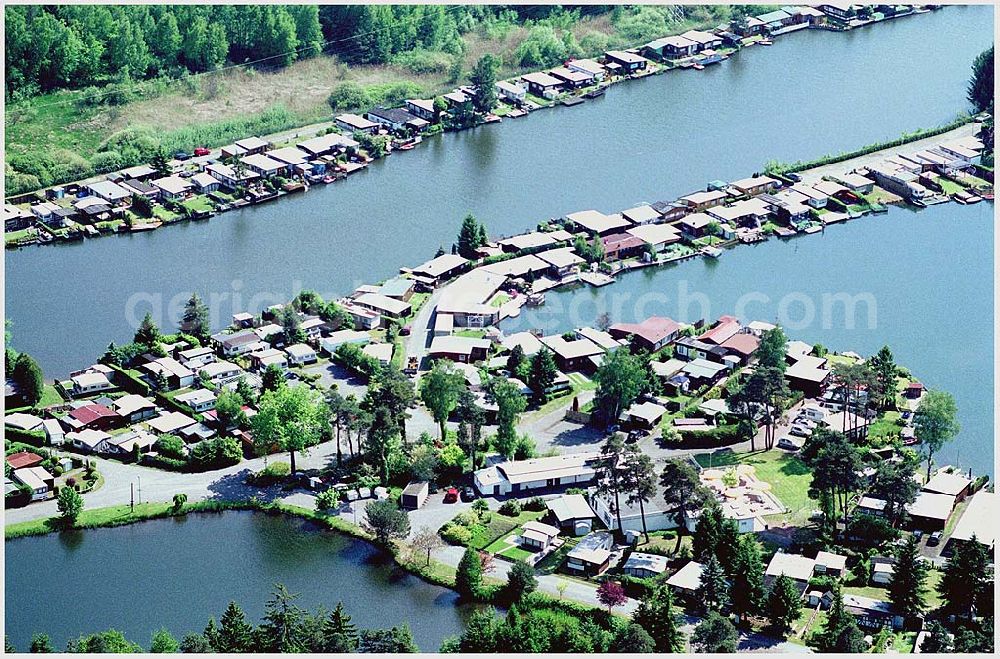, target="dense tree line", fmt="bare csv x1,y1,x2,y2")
8,585,420,653
5,5,476,99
